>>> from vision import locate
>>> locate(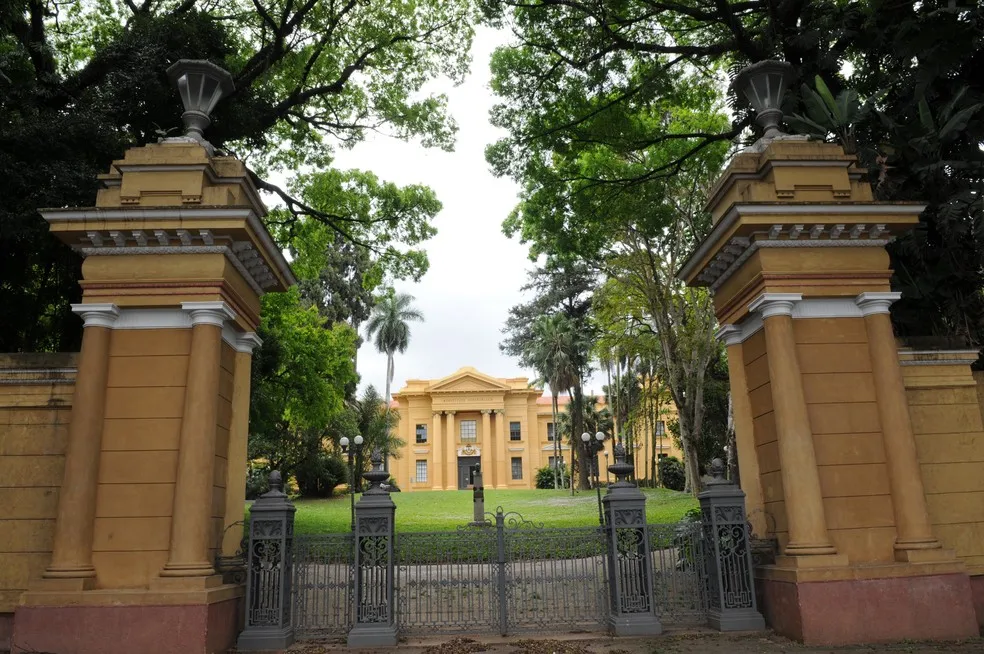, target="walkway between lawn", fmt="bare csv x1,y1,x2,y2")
289,488,697,533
